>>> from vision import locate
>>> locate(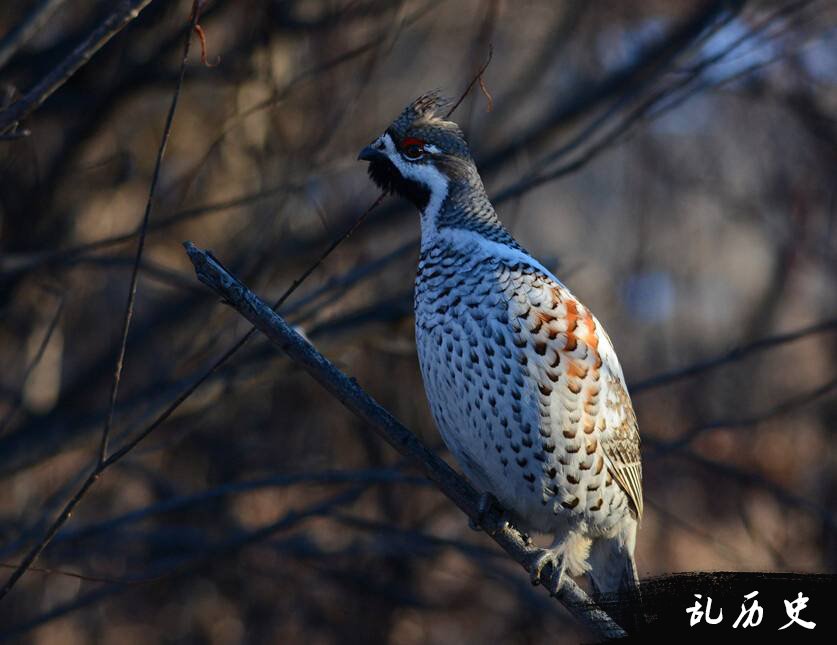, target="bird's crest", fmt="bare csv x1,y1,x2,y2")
390,91,449,136
388,92,469,158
